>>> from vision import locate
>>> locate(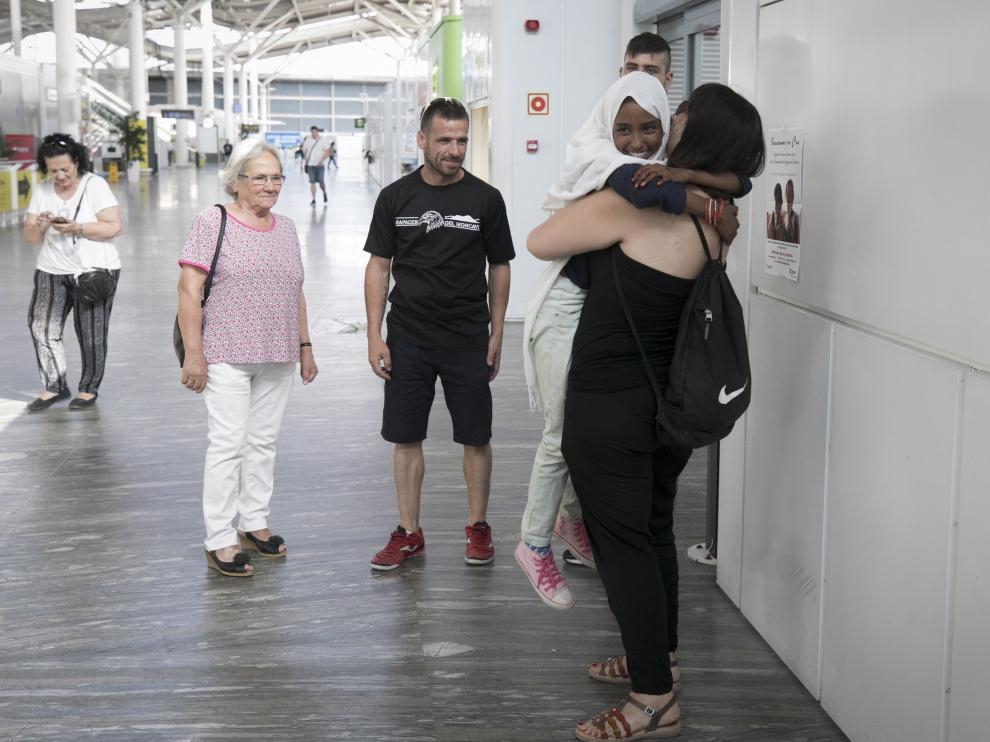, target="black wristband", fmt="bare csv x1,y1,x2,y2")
300,342,313,348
